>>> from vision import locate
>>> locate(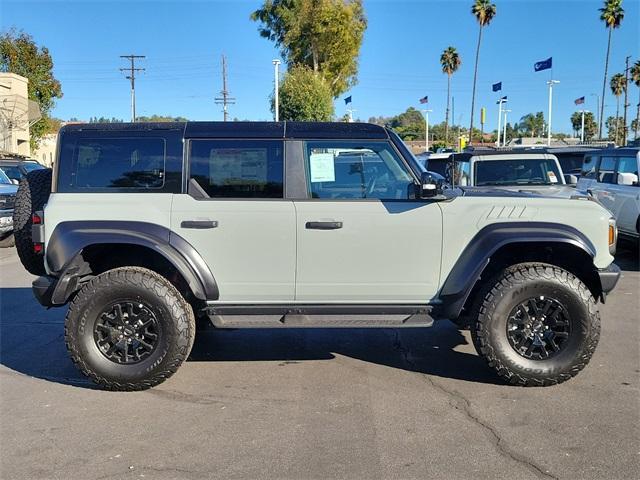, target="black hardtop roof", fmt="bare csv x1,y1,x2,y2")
60,121,390,140
587,147,639,156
